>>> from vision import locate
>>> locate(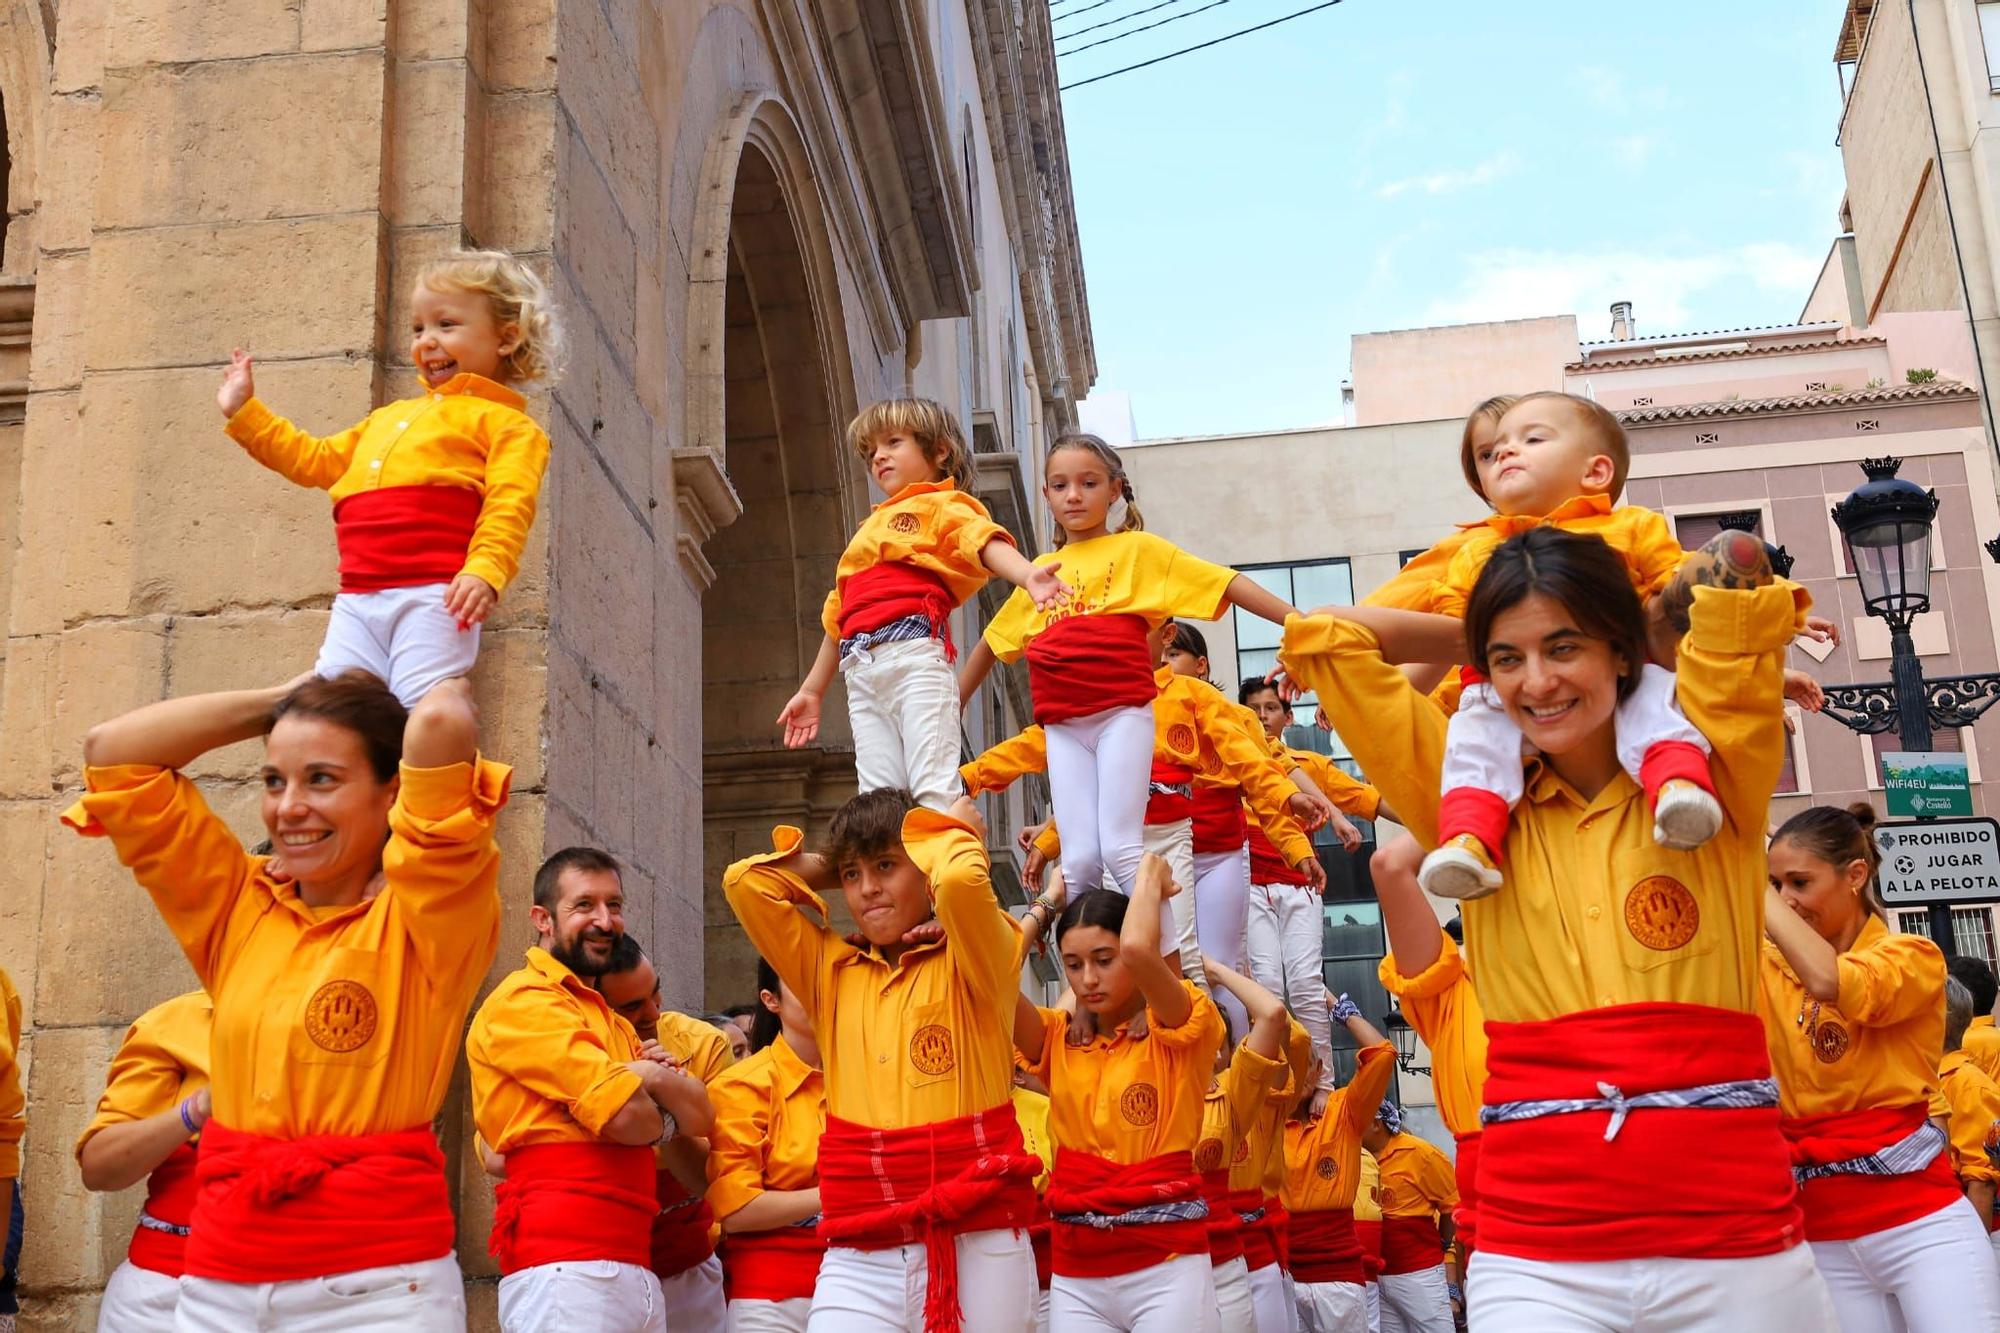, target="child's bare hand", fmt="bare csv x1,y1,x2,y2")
1025,562,1072,611
776,689,822,748
1018,818,1049,852
1023,845,1048,893
948,794,988,843
218,348,256,419
1327,809,1362,852
443,573,498,628
1137,851,1180,899
1801,614,1841,646
1265,666,1303,702
1784,668,1825,713
1287,789,1333,832
1302,855,1329,890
